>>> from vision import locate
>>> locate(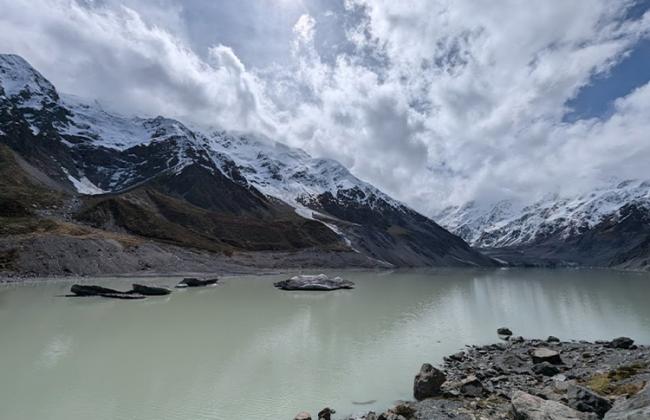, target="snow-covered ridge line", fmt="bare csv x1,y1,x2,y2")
438,180,650,248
